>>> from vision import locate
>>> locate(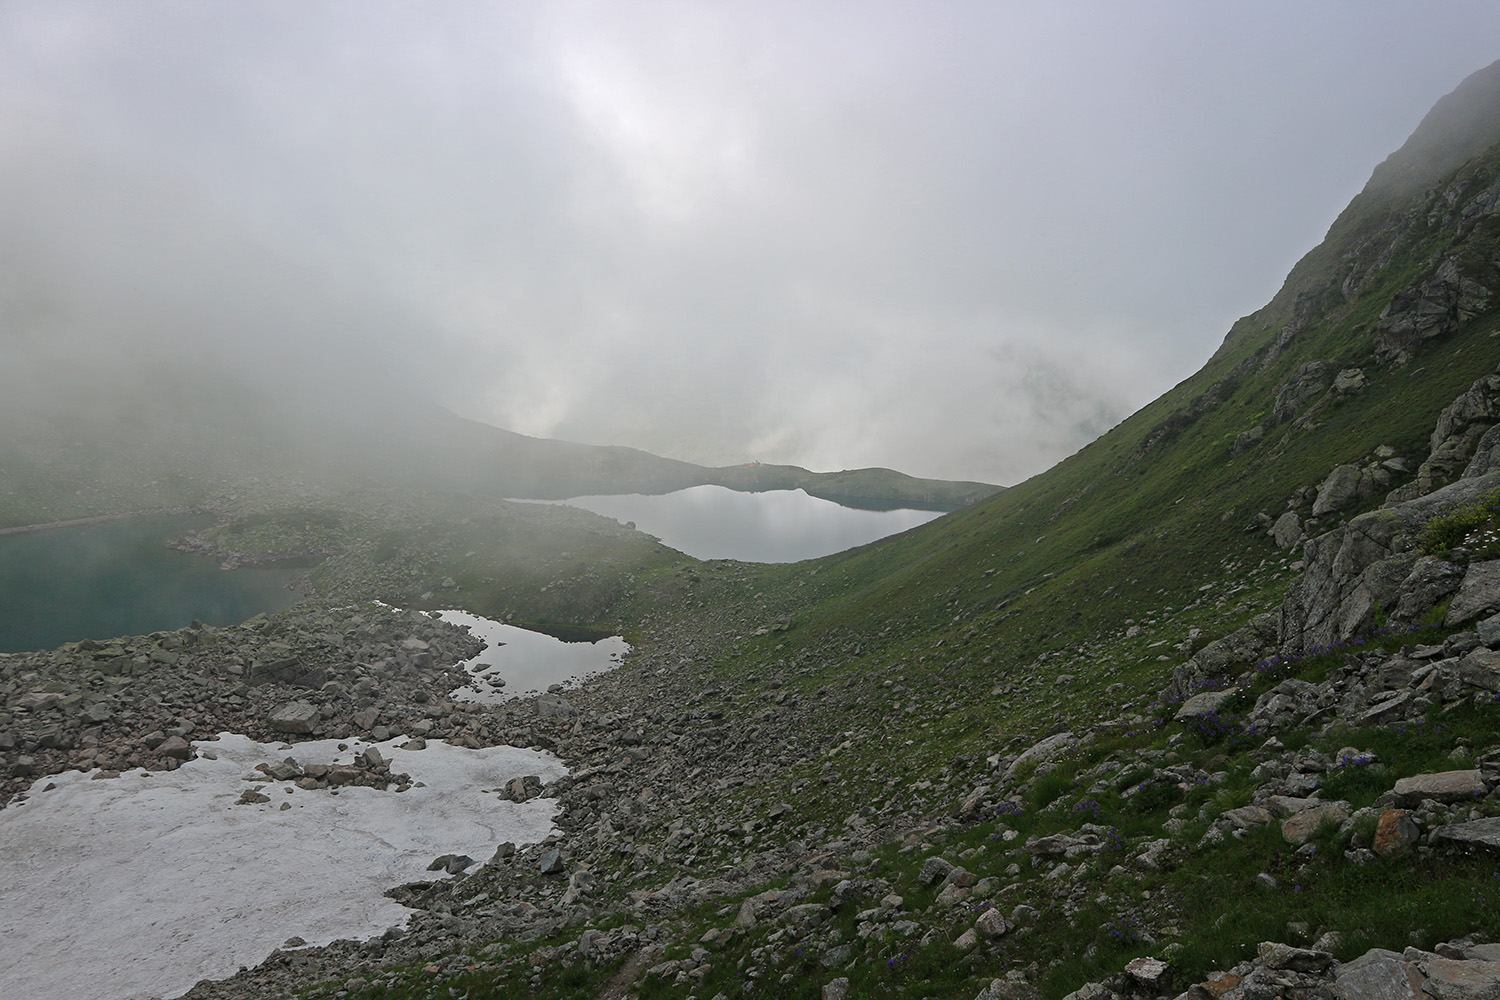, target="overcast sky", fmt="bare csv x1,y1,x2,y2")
2,2,1499,485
